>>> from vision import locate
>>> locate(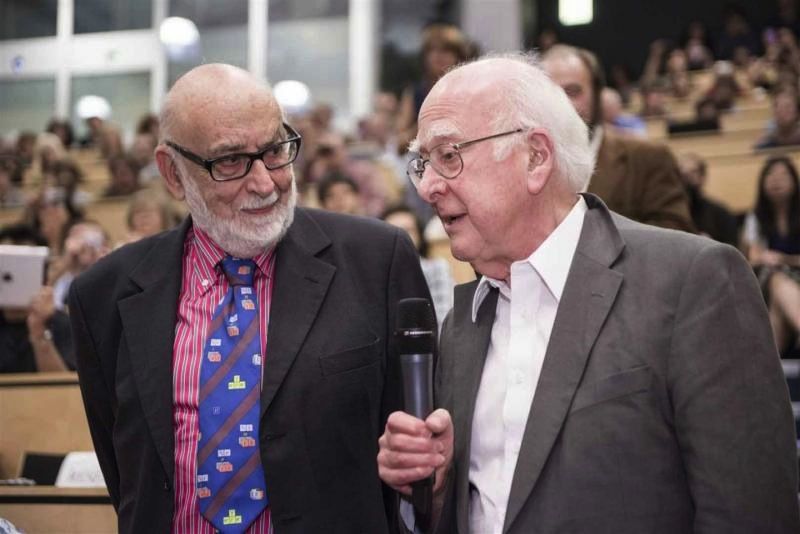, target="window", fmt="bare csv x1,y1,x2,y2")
74,0,152,34
0,78,56,135
70,72,151,141
267,1,350,117
167,0,248,87
0,0,58,40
